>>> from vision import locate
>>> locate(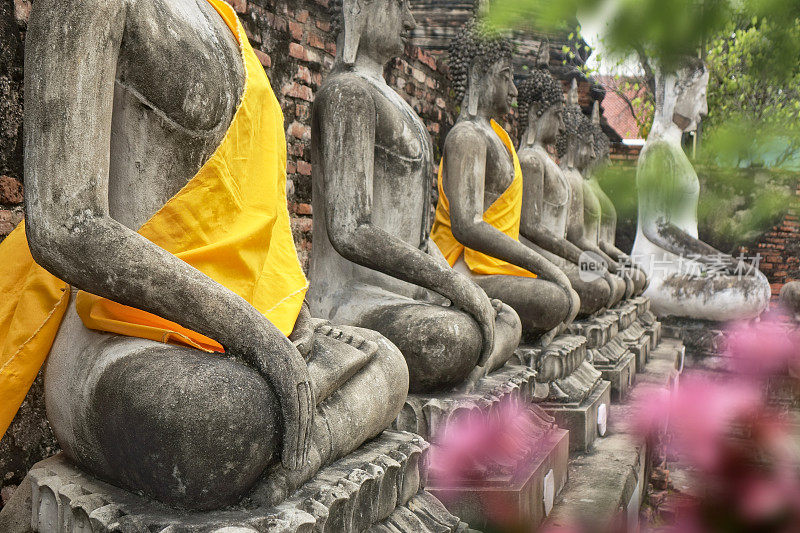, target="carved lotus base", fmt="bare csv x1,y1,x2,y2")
539,378,611,452
598,351,636,401
513,335,588,385
393,364,549,441
27,431,470,533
